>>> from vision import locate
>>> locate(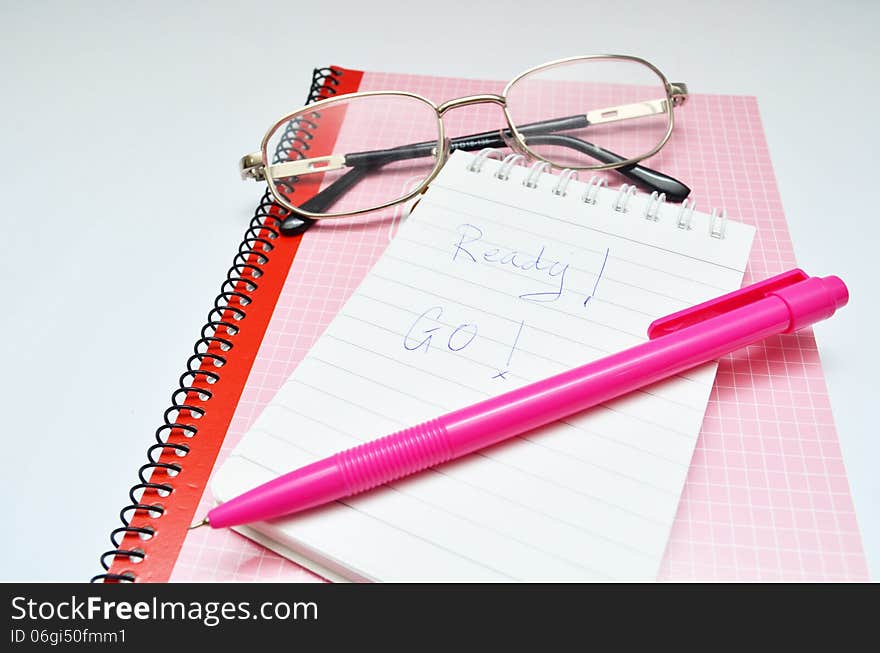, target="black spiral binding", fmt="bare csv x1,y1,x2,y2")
91,67,343,582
